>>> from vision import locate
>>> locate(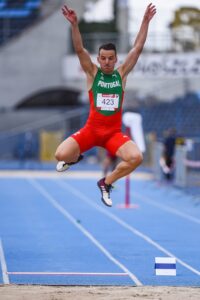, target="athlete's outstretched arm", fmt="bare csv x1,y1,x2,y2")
62,5,95,76
119,3,156,78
